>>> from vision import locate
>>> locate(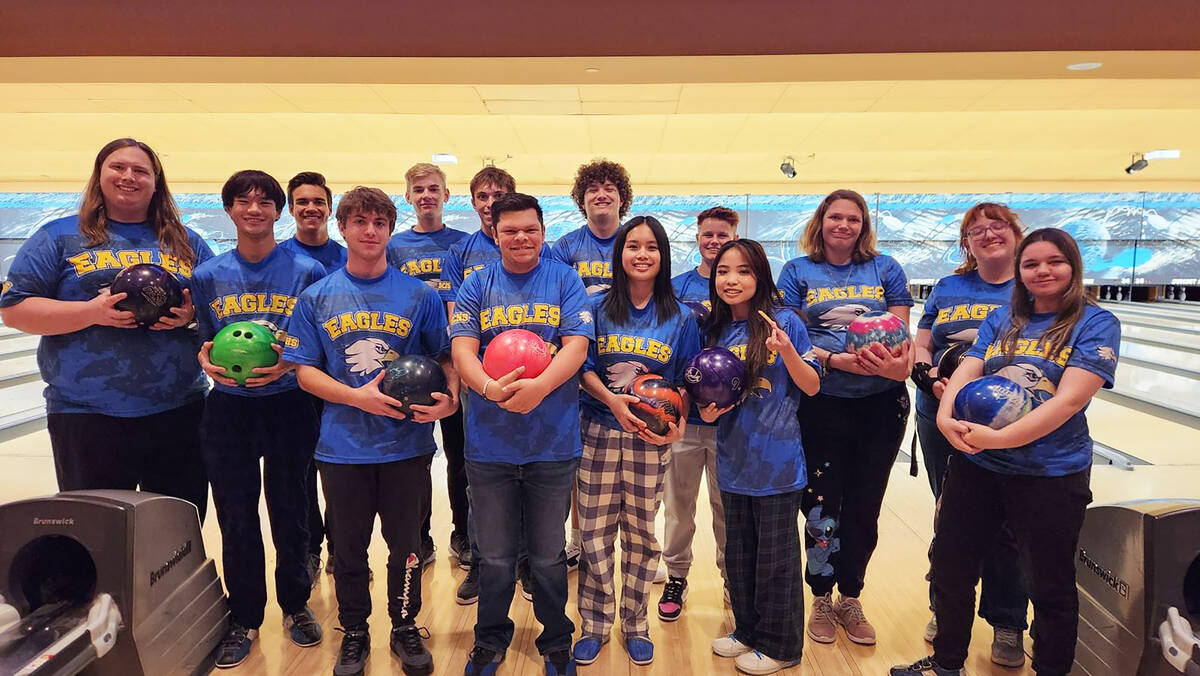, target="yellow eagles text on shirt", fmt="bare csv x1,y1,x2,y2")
67,249,194,277
596,334,672,364
984,339,1072,367
322,312,412,340
935,303,1002,324
805,285,884,305
210,293,298,320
